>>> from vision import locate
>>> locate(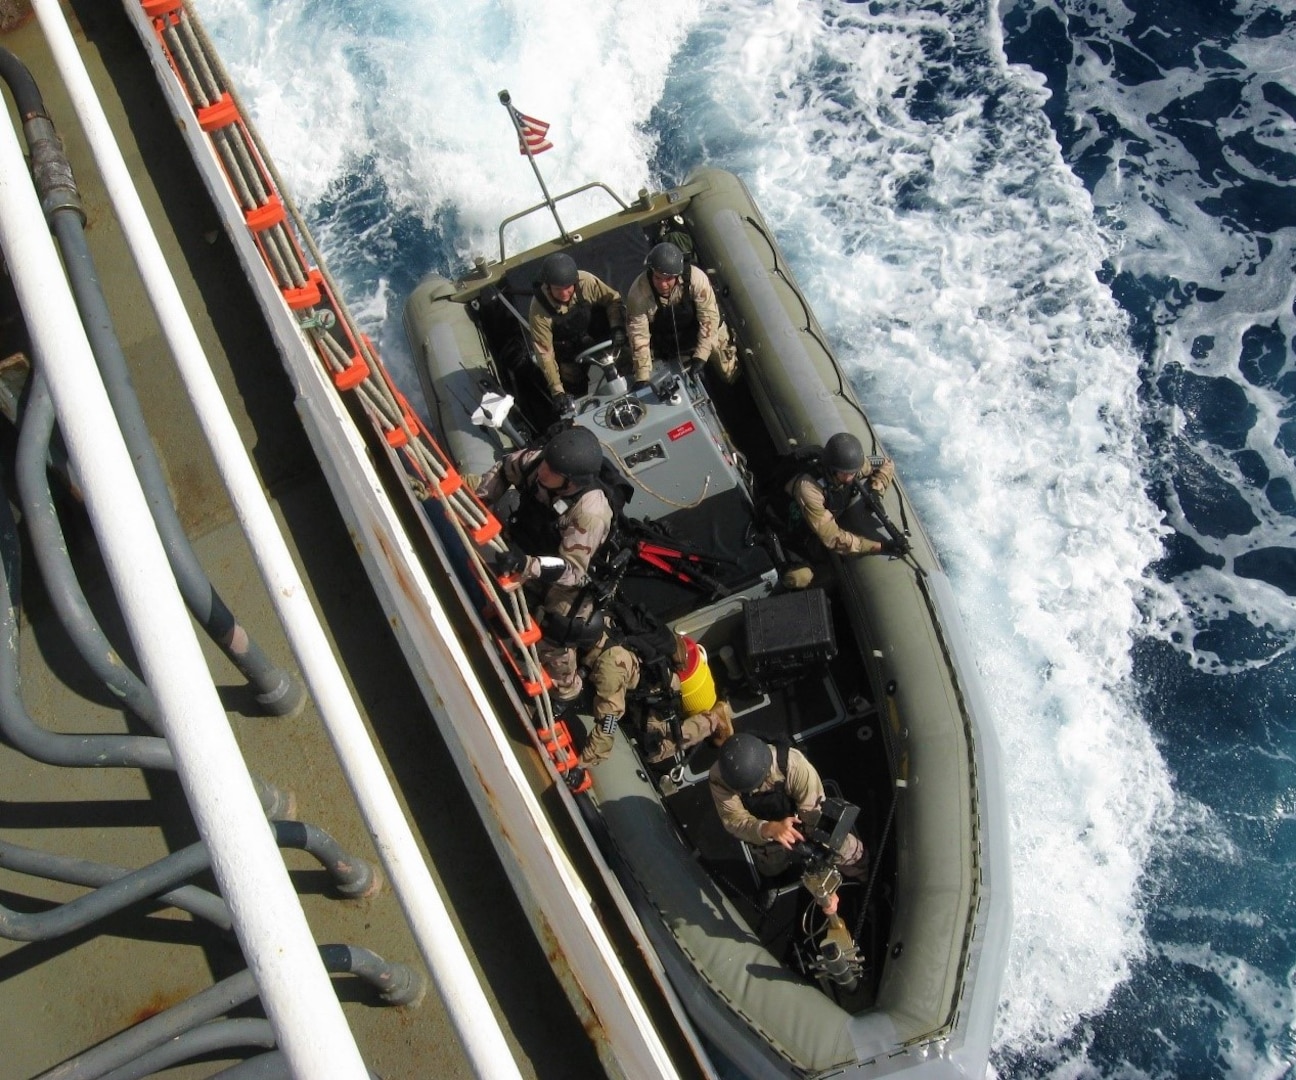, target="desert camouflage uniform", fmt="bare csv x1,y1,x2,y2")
576,639,730,767
781,459,896,588
528,271,625,397
625,264,738,385
532,616,728,767
708,743,865,900
475,446,614,608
